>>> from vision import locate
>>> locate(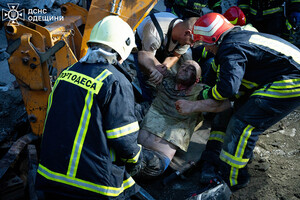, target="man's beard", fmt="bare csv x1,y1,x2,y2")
176,75,196,87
